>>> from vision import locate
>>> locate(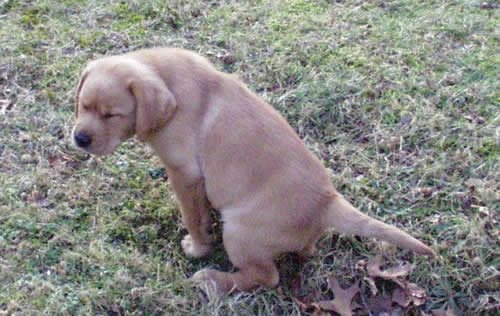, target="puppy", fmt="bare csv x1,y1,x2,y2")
73,48,434,294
